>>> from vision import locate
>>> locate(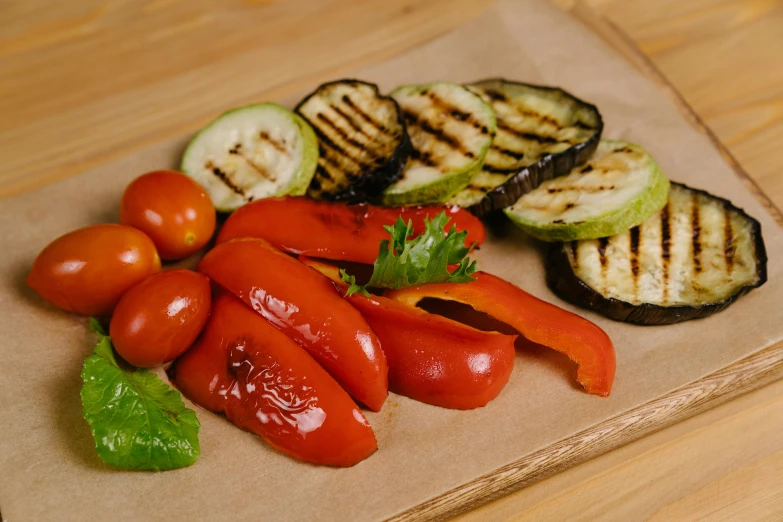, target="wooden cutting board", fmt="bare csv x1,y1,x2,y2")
1,1,782,520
